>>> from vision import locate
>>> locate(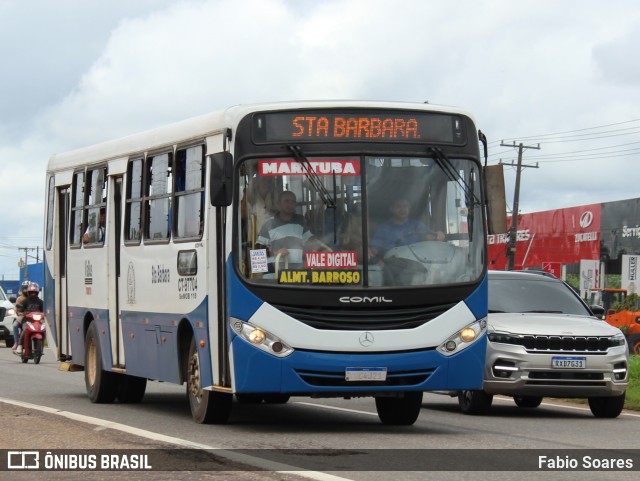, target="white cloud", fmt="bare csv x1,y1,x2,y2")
2,0,640,278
